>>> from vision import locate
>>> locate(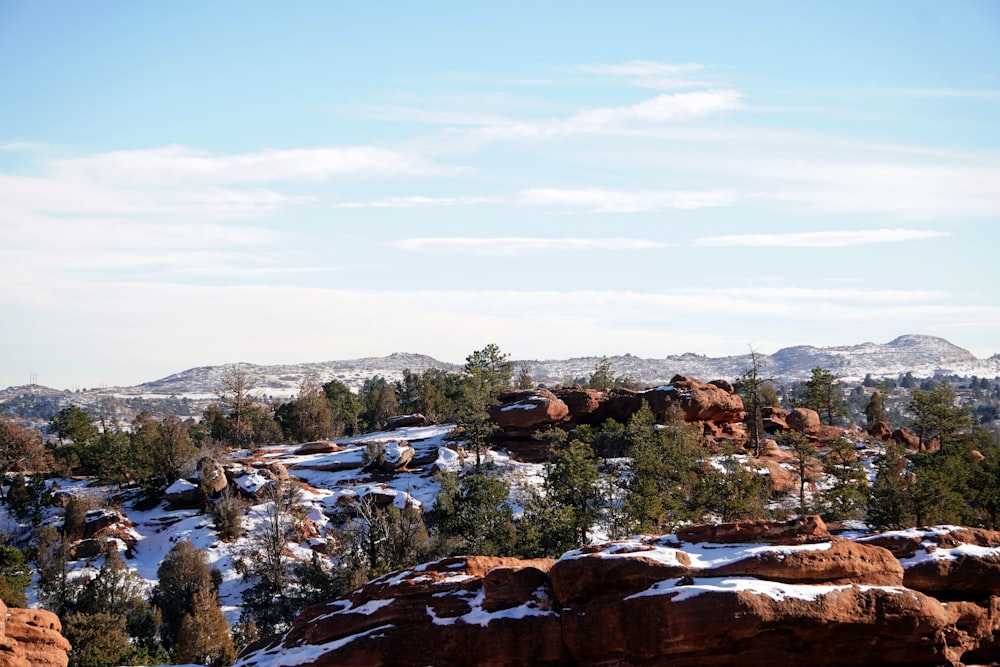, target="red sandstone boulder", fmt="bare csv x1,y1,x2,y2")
4,608,71,667
868,420,892,440
383,414,431,430
816,424,845,443
553,387,603,420
487,389,569,429
675,515,831,545
293,441,341,455
761,405,789,433
646,376,745,423
787,407,821,437
892,426,921,450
